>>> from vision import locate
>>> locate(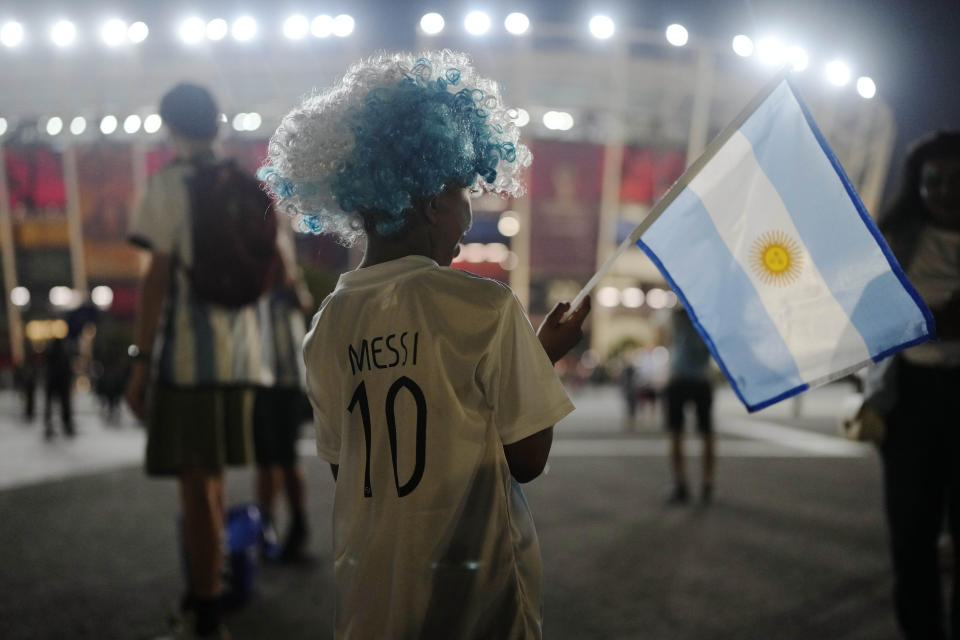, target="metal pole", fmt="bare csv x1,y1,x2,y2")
62,145,88,294
508,27,534,311
860,103,896,217
685,45,715,167
589,40,628,355
509,196,532,311
0,143,25,365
